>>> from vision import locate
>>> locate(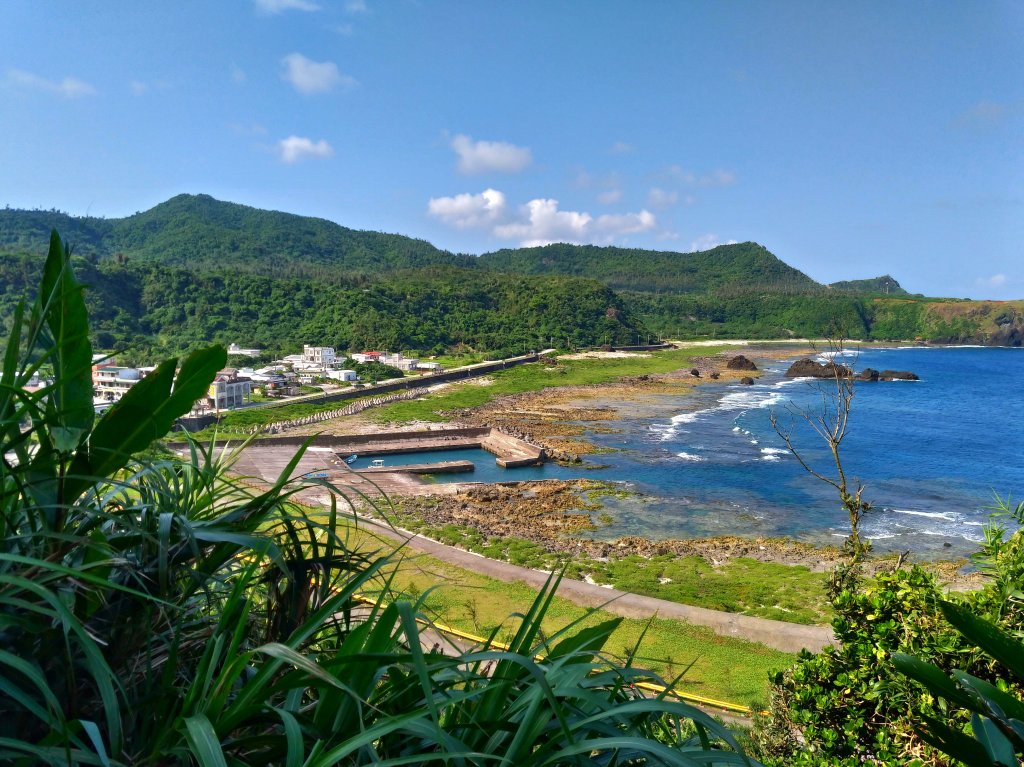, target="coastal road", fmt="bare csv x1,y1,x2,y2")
289,481,836,655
